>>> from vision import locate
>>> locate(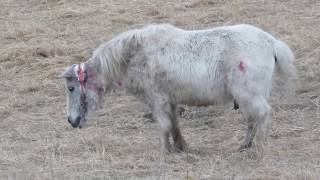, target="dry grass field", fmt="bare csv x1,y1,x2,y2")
1,0,320,179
